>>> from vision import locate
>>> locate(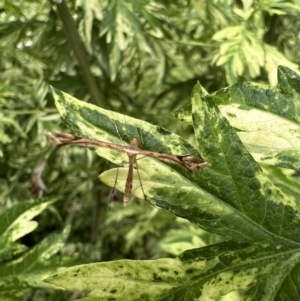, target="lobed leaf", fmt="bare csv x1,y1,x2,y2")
51,80,300,243
49,68,300,300
189,82,300,243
